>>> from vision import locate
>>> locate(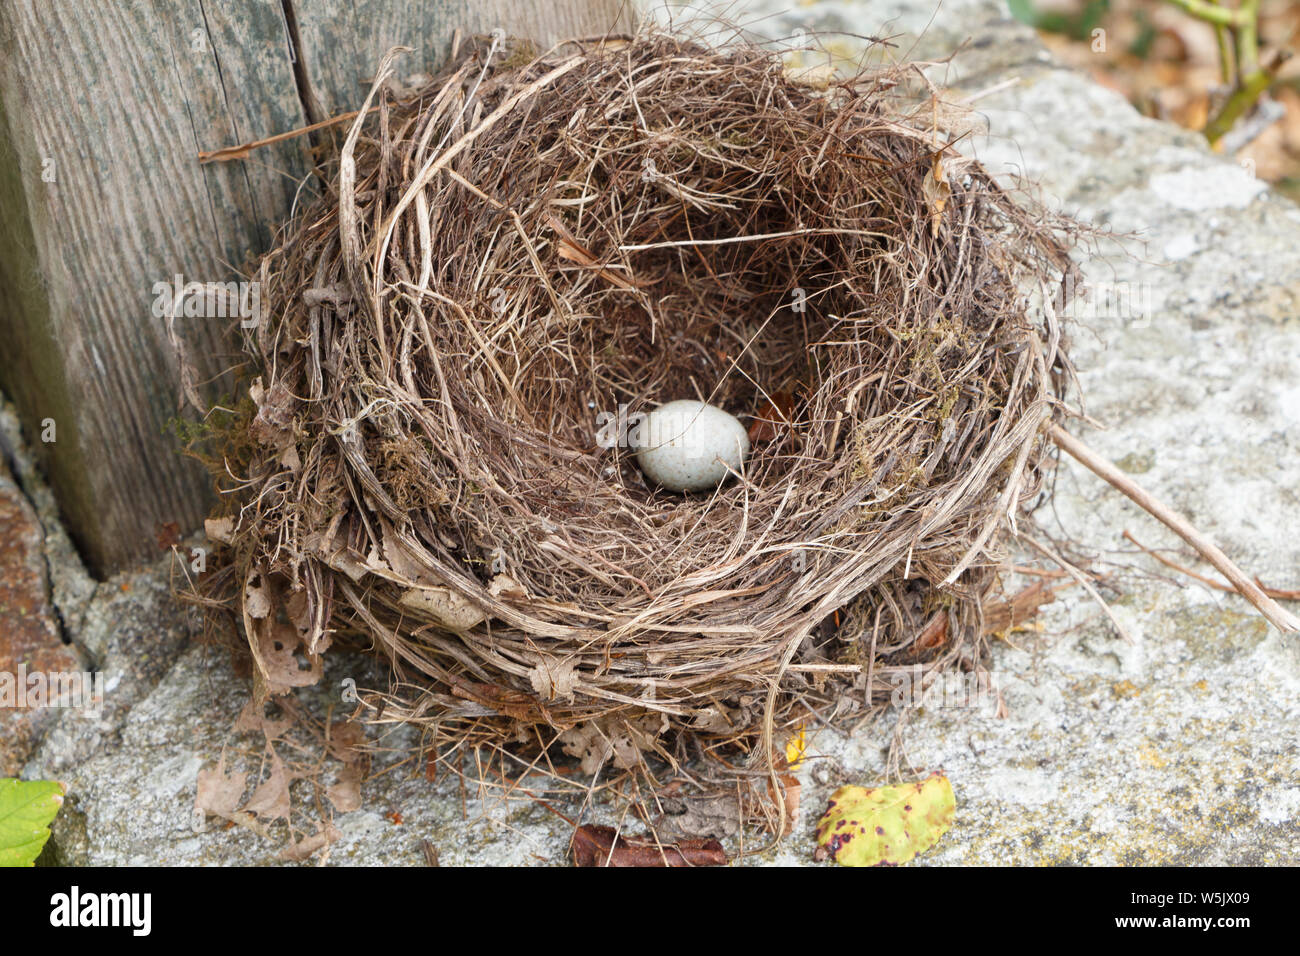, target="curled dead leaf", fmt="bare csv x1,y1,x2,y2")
690,703,734,734
397,573,520,632
254,621,323,695
244,572,272,619
278,823,342,863
529,658,578,701
155,521,181,550
233,699,293,741
559,714,667,775
922,151,951,237
748,390,794,444
195,754,247,819
398,586,487,630
204,516,235,544
915,611,950,650
570,825,726,867
242,749,293,822
248,378,296,451
326,763,364,814
449,677,551,723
